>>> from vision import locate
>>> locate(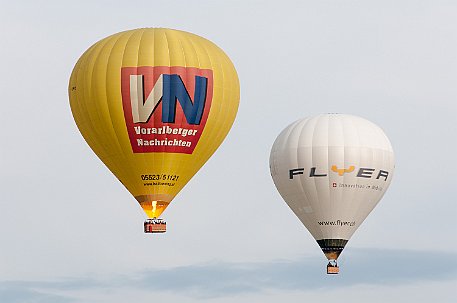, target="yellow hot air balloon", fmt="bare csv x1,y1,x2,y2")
69,28,239,233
